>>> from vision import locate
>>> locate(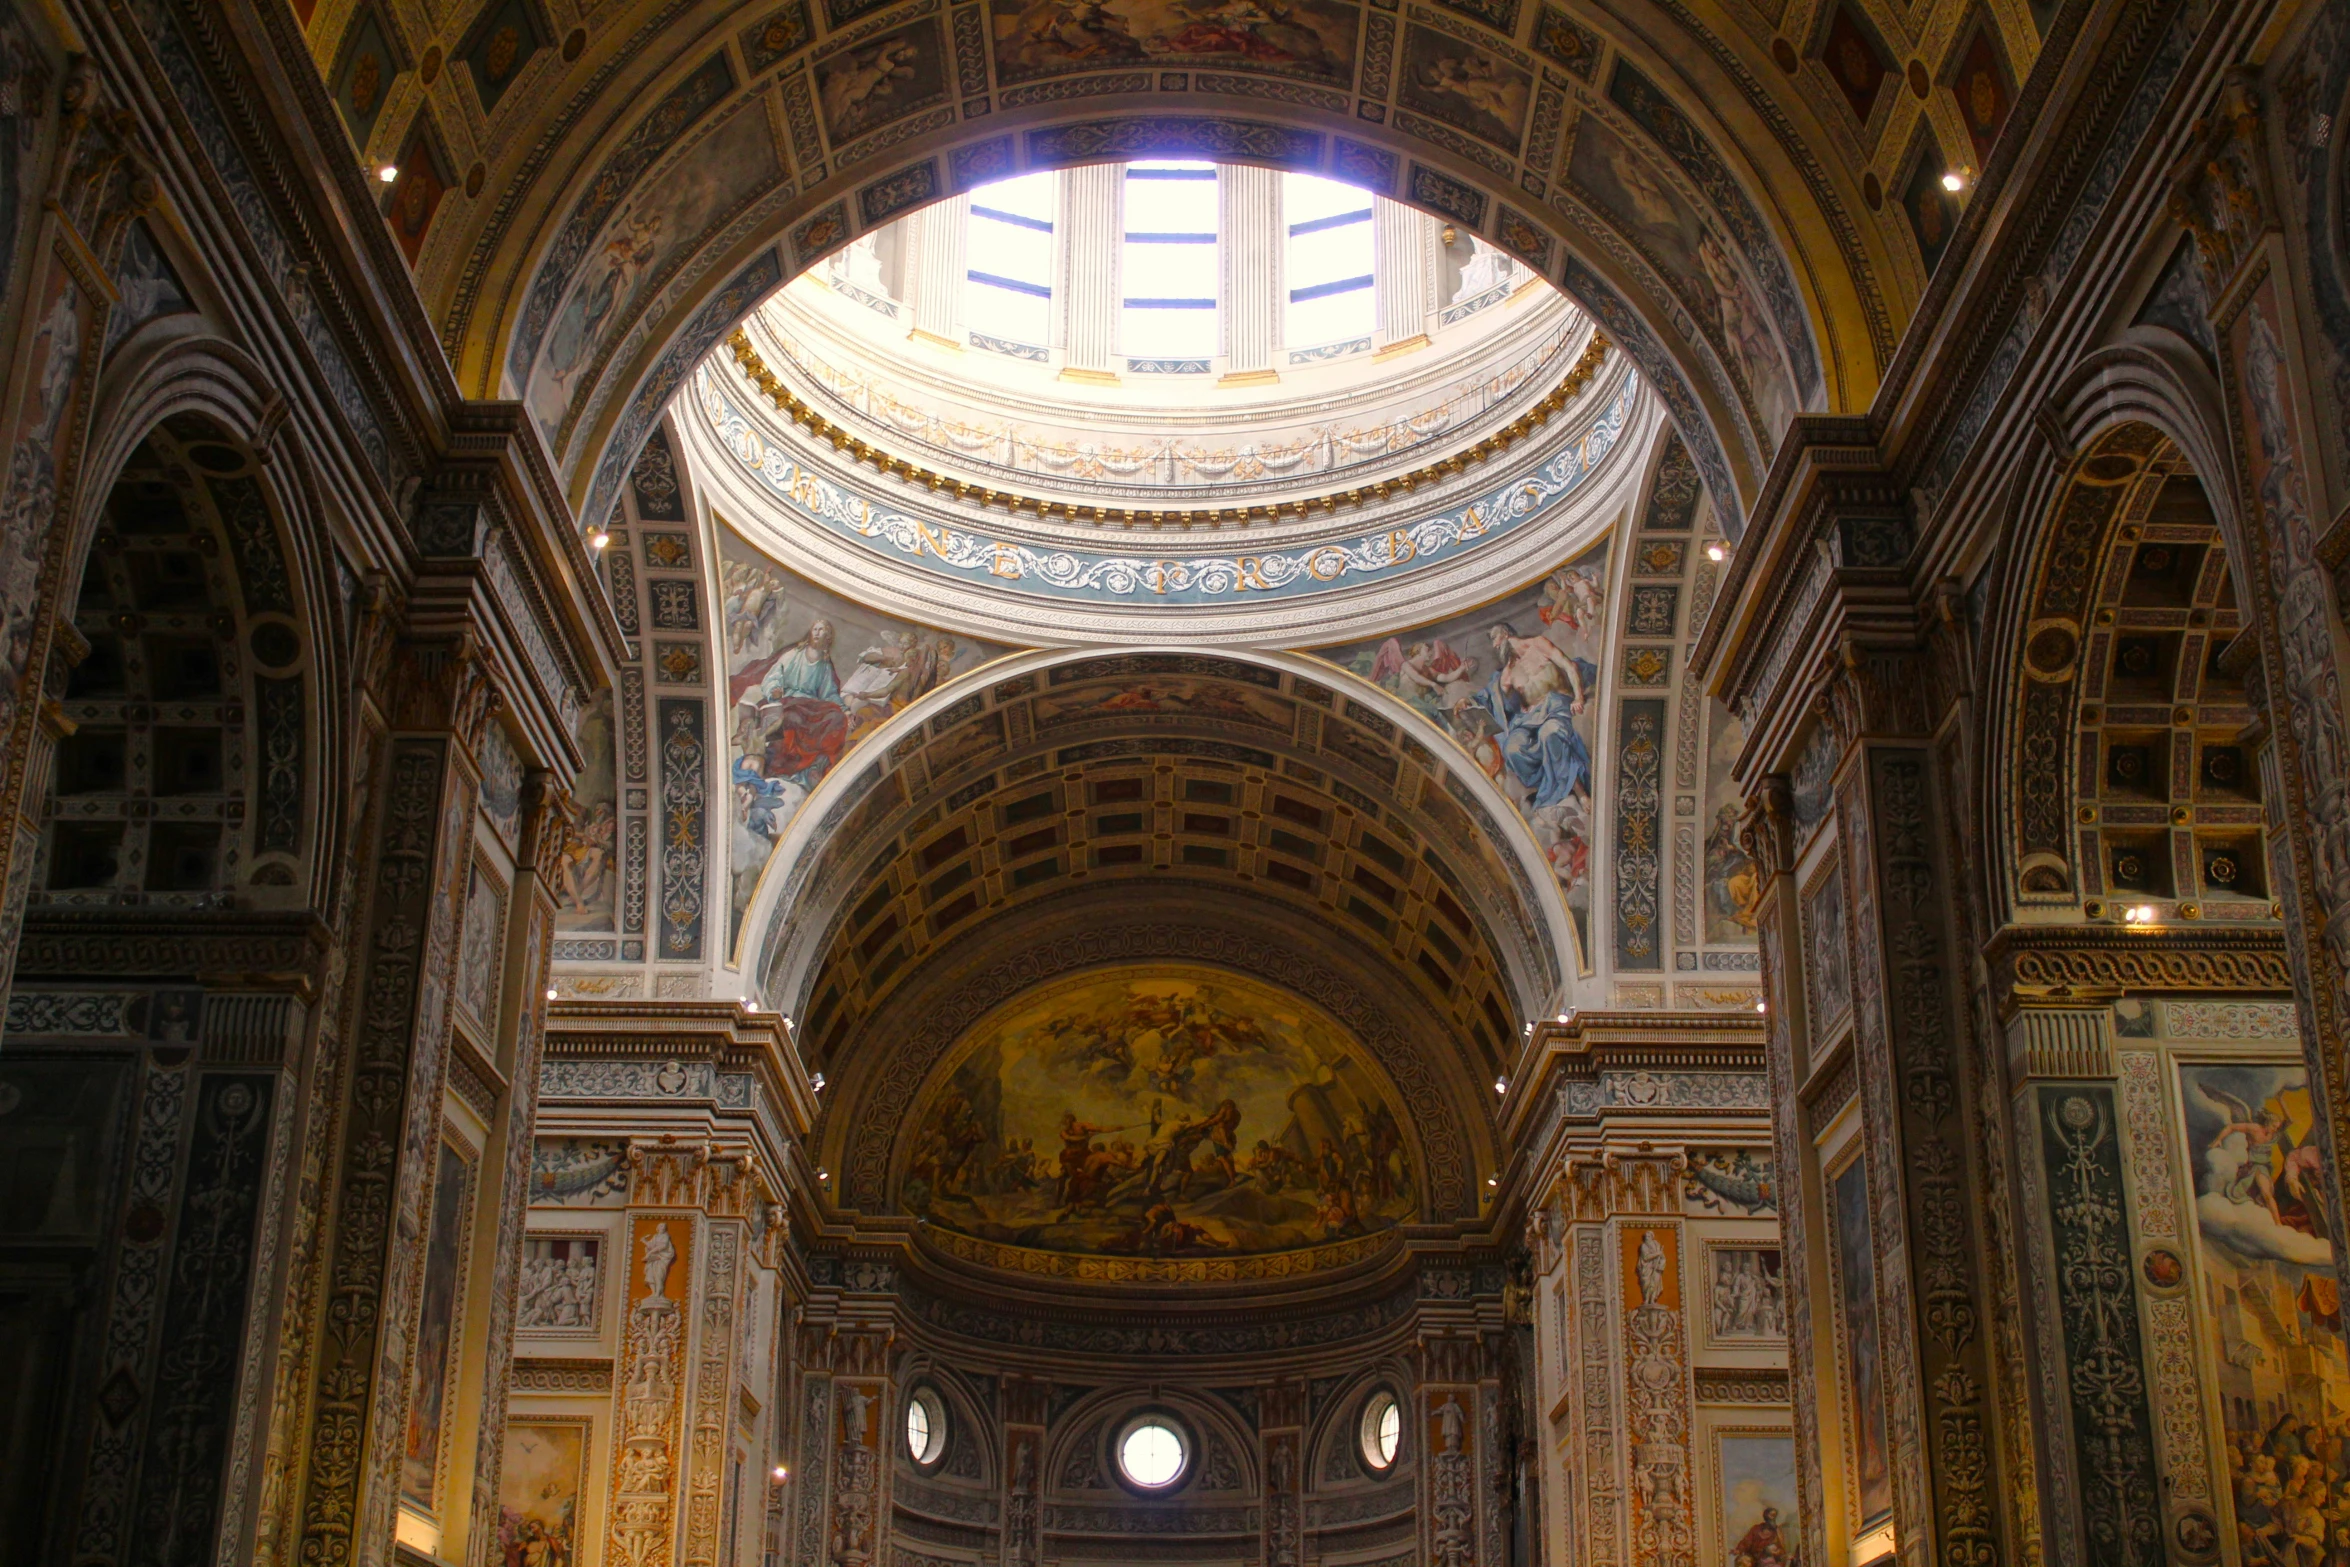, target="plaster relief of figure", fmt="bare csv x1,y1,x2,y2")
641,1220,677,1299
